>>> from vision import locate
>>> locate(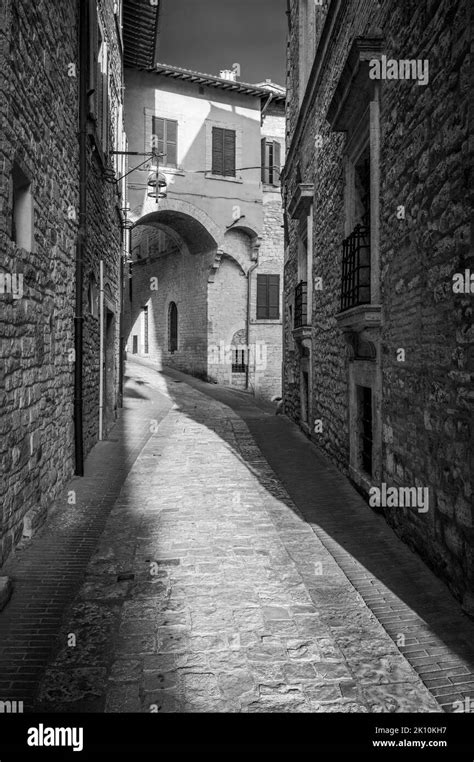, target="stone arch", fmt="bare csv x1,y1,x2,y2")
132,222,184,257
135,197,222,252
231,327,247,346
227,222,260,240
212,227,261,279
